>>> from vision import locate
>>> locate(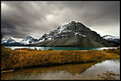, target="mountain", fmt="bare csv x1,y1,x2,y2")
1,36,41,46
103,35,120,44
19,36,40,45
1,38,23,46
2,21,119,47
35,21,119,47
2,38,15,43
